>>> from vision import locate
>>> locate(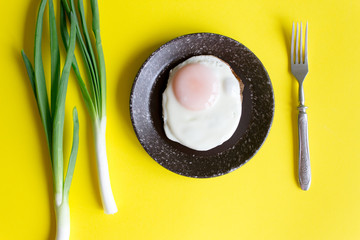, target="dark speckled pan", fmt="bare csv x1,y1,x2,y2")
130,33,274,178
